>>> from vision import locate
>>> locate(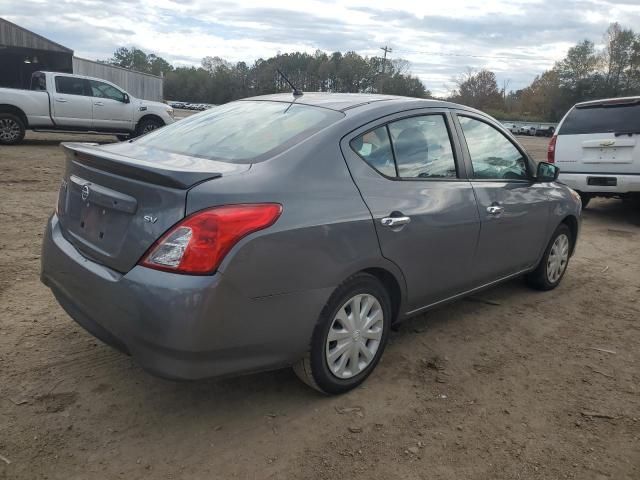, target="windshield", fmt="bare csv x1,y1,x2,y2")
135,100,344,163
